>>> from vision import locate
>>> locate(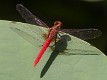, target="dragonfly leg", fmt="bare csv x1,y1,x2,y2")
55,37,57,45
50,35,57,47
57,33,61,39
